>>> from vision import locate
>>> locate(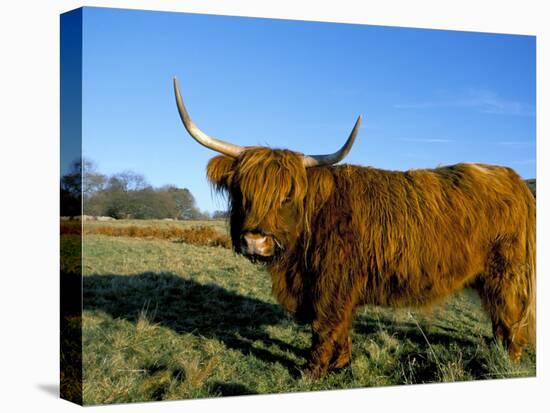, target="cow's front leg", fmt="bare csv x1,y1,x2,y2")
331,334,352,369
306,308,354,379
